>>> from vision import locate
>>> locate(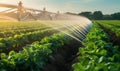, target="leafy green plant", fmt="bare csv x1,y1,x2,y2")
73,22,120,71
0,32,73,71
